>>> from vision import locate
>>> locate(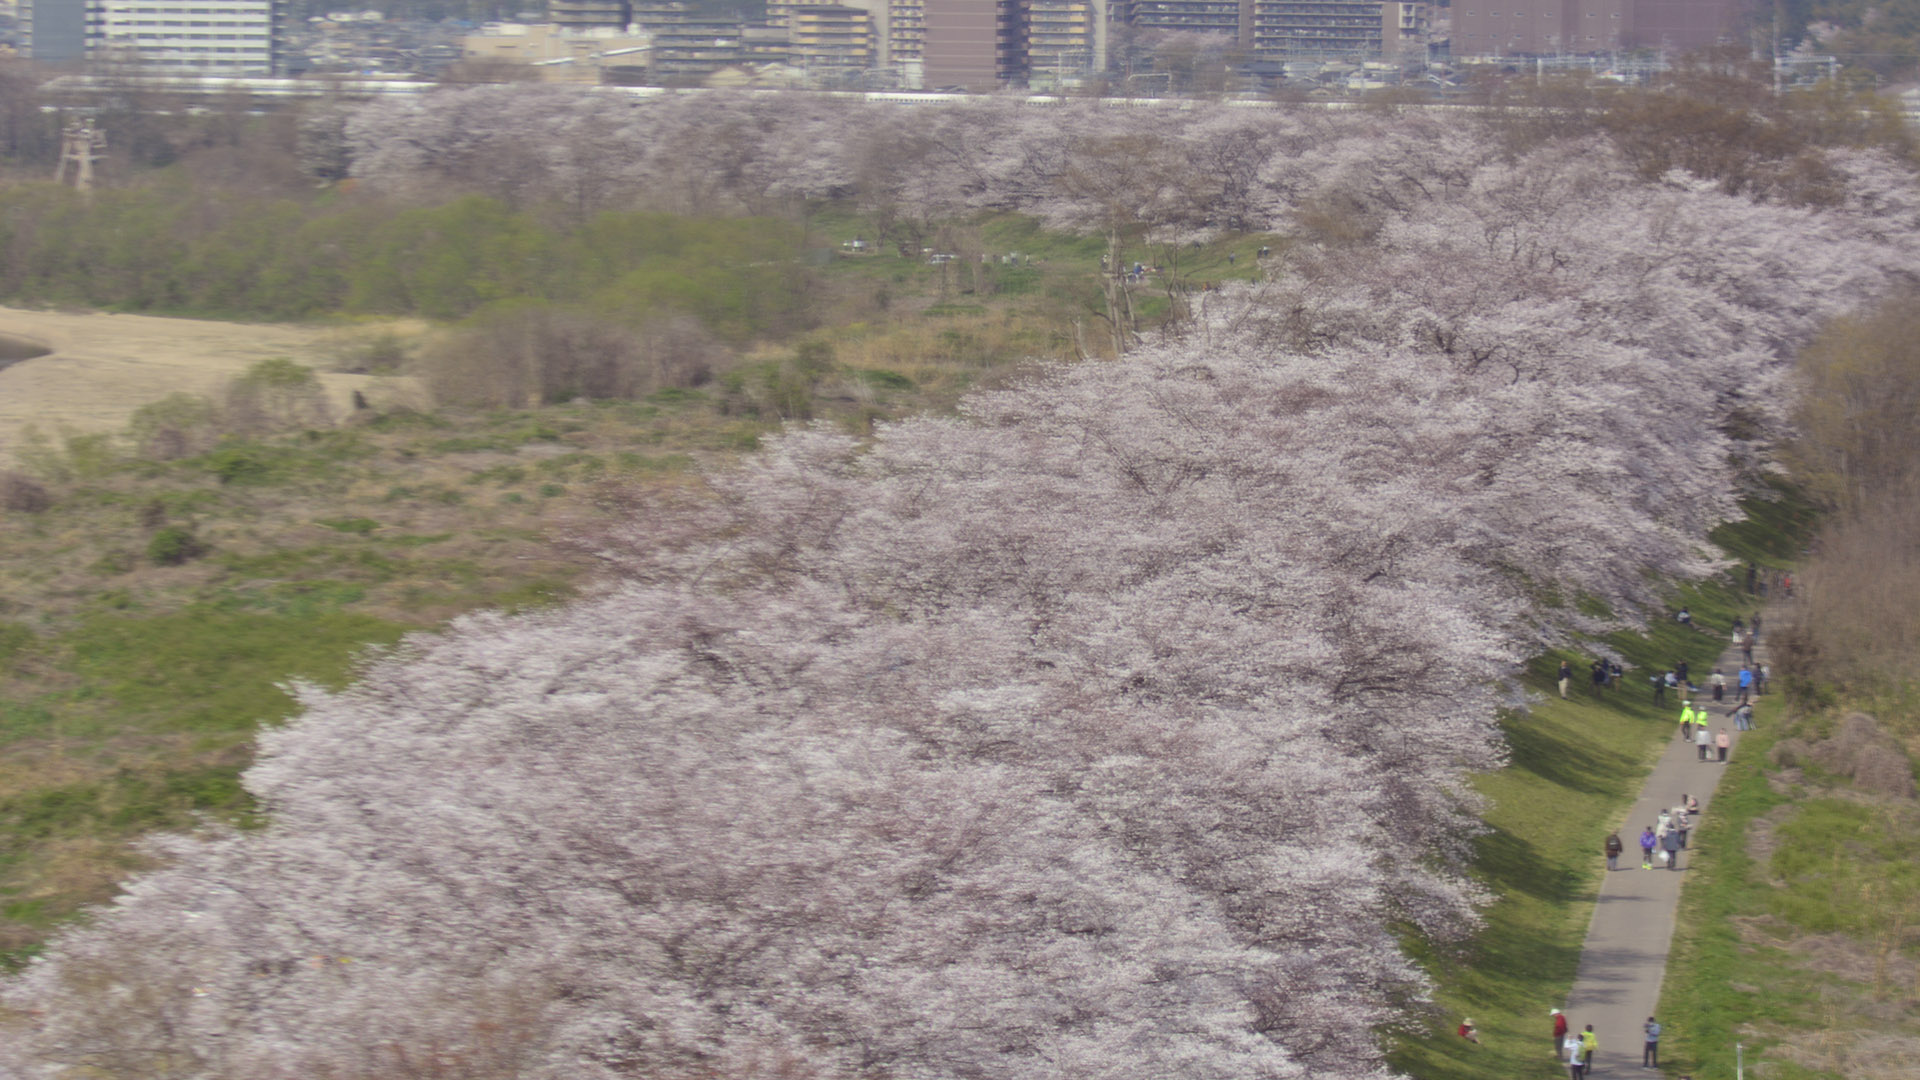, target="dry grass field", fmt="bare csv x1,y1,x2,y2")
0,307,413,465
